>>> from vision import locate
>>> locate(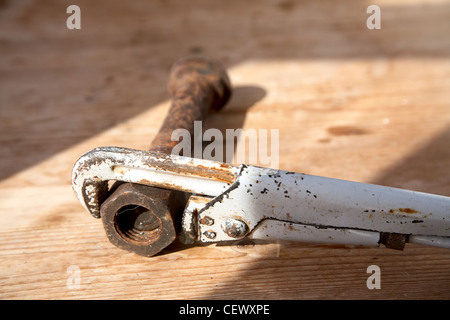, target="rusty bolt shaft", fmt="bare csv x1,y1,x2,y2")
151,55,231,154
100,56,232,257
